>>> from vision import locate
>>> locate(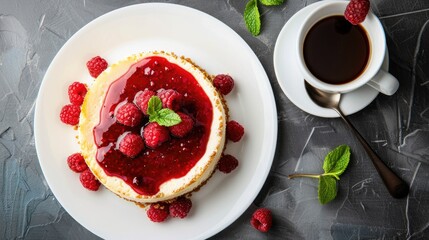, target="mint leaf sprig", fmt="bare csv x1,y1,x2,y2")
147,96,181,127
288,145,351,204
244,0,285,36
